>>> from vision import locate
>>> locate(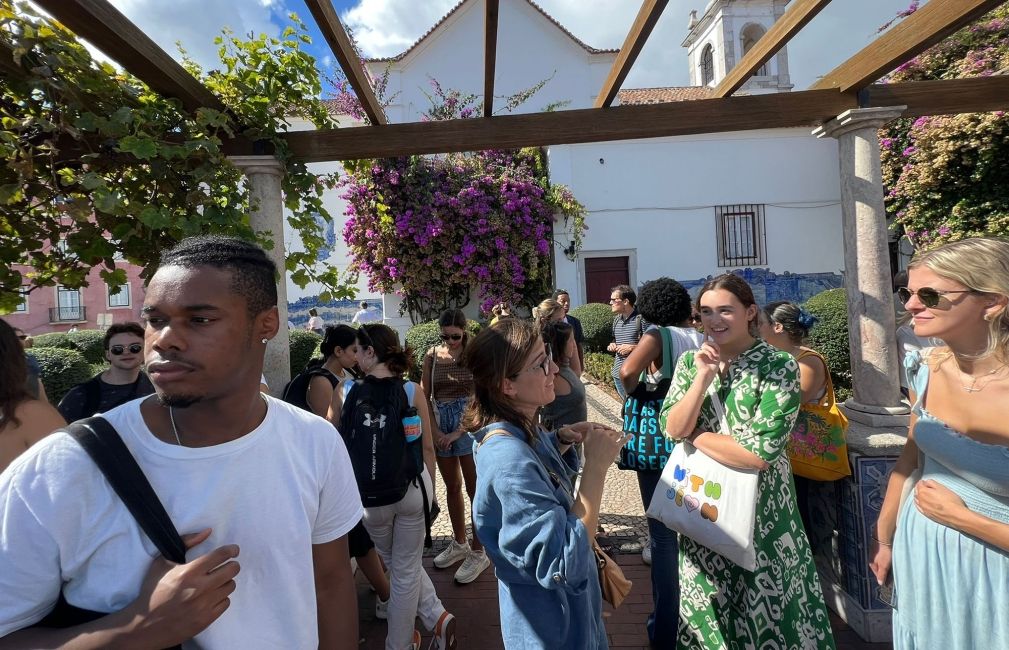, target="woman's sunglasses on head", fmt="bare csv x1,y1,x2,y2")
439,333,463,342
897,287,975,308
110,343,143,355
